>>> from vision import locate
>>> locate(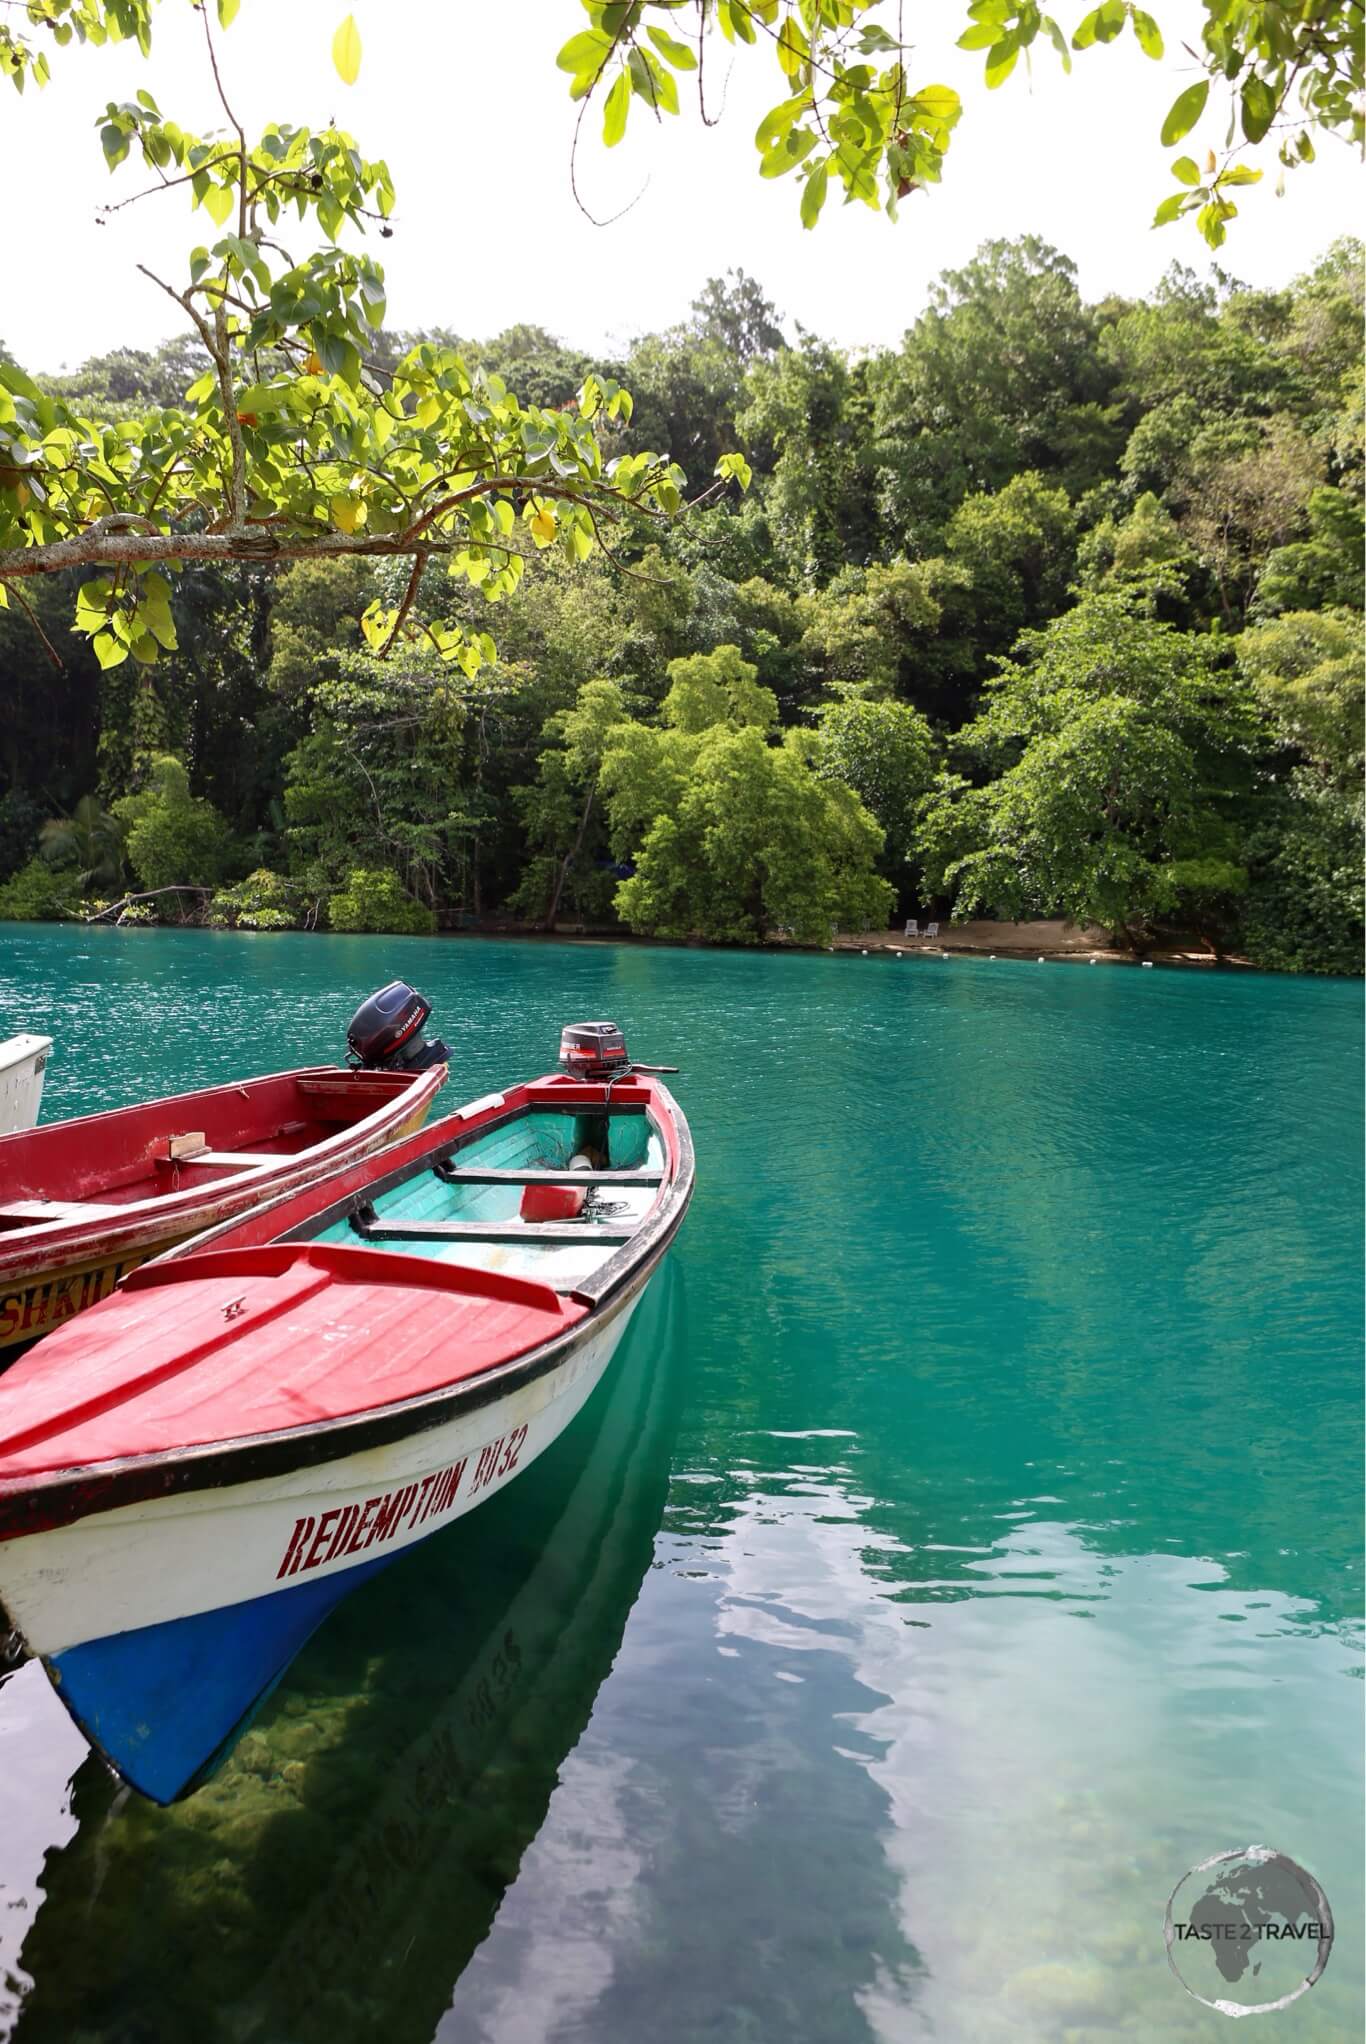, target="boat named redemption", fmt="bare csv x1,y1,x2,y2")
0,1021,692,1803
